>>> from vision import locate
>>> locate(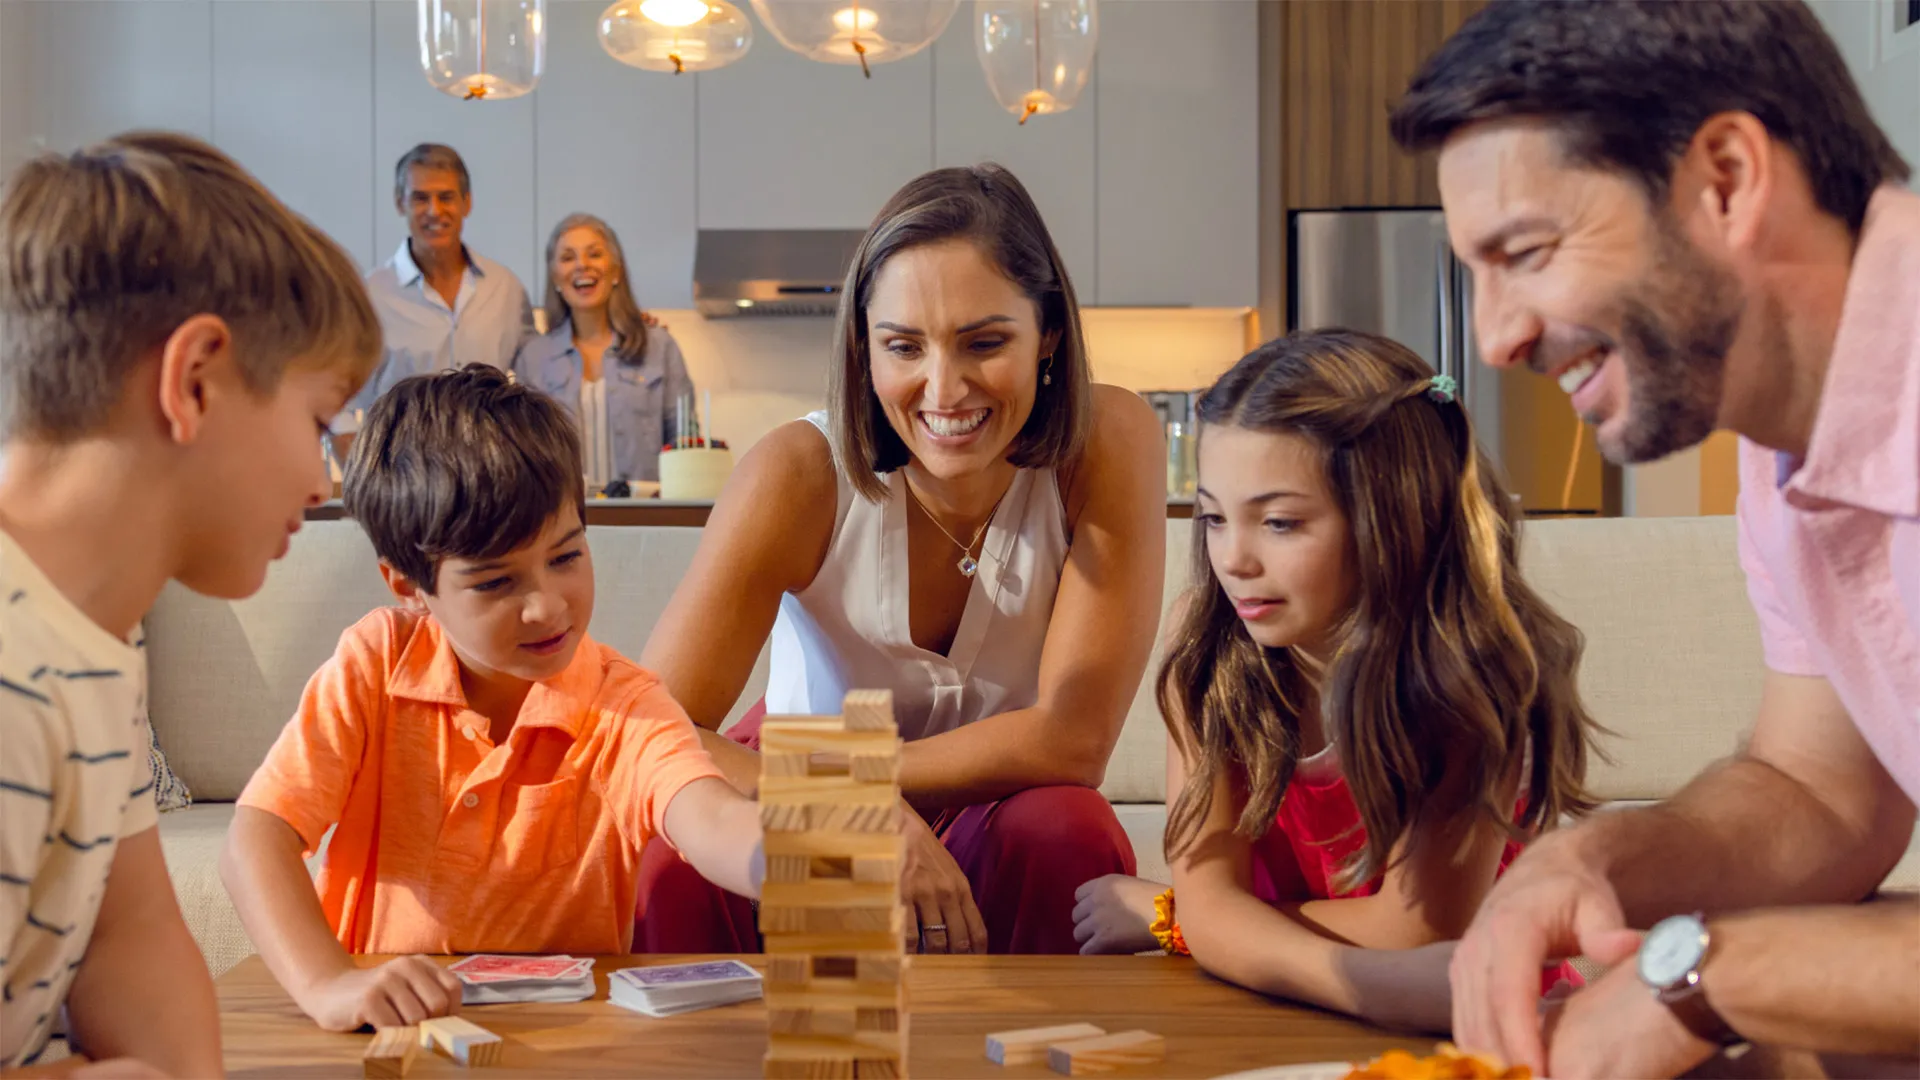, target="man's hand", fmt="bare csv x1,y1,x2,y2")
1540,960,1719,1080
296,956,463,1033
901,808,988,955
1450,829,1644,1073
